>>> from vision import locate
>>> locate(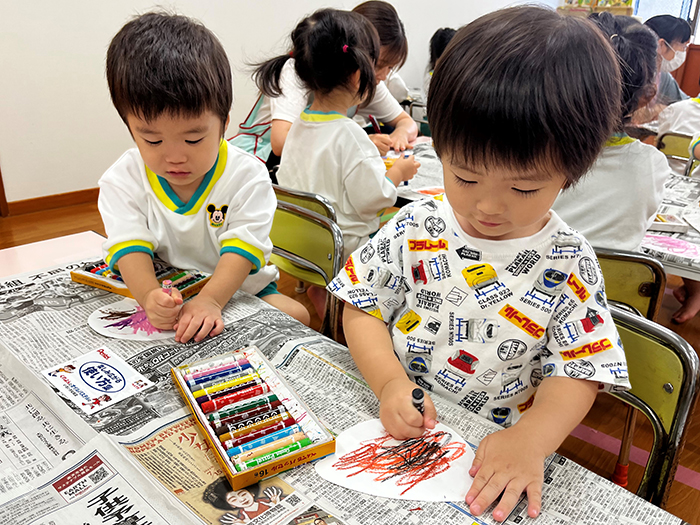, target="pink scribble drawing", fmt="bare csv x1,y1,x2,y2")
643,234,700,258
332,430,466,495
99,307,162,336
